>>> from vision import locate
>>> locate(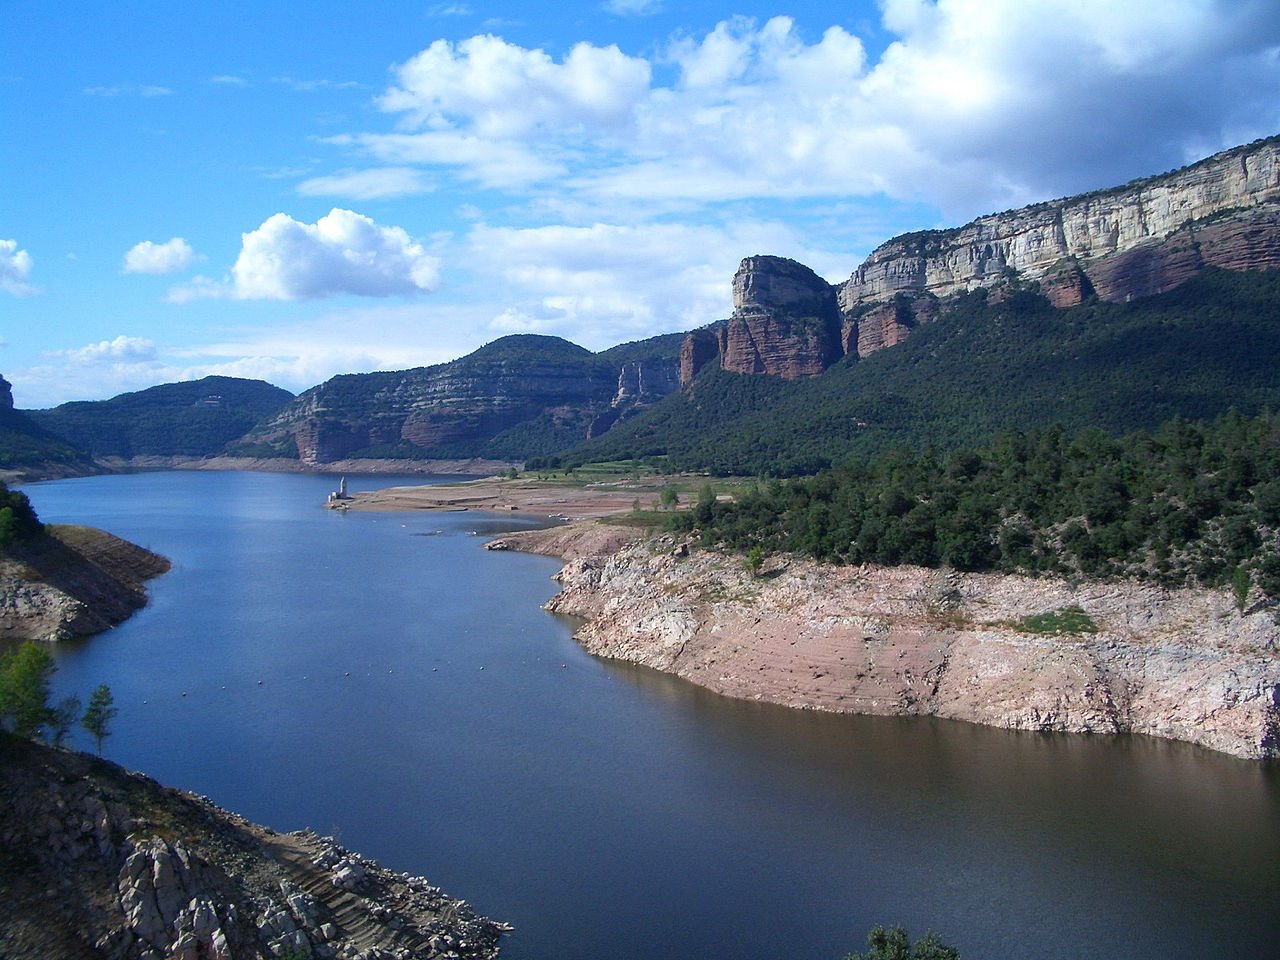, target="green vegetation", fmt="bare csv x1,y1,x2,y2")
673,412,1280,596
31,375,294,459
846,925,960,960
82,684,117,754
0,482,43,546
1016,606,1098,635
565,269,1280,476
0,642,115,751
